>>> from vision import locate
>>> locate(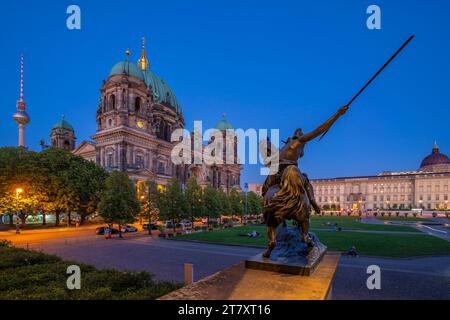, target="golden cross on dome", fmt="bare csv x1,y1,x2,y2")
138,36,150,71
